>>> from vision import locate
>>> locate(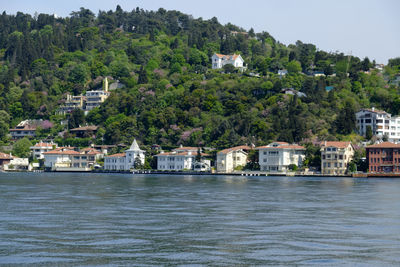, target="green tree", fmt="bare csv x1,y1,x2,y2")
286,60,302,74
68,109,85,129
12,138,33,158
366,125,373,140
